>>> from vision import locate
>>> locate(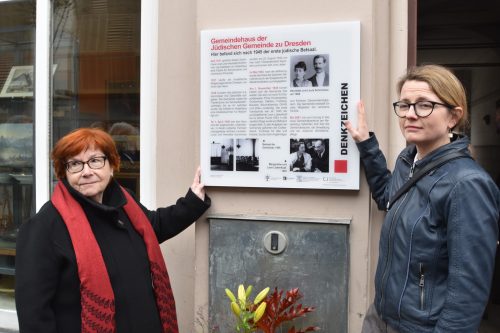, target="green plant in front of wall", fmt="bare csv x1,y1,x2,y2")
225,284,270,332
